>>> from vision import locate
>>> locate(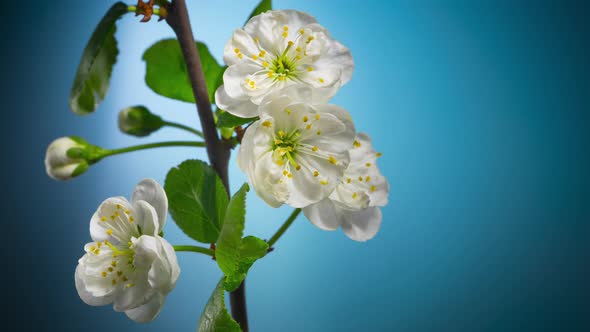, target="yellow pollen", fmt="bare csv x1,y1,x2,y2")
371,185,377,192
249,81,255,87
353,140,361,148
316,130,321,135
129,216,134,222
283,170,288,176
299,29,305,34
307,67,313,72
252,55,258,60
318,78,325,83
296,47,302,52
122,276,128,282
288,40,294,46
352,193,357,199
283,26,289,31
100,216,106,222
112,279,117,285
315,114,320,120
108,267,114,272
303,116,309,122
238,53,243,59
101,272,107,277
97,242,102,248
110,215,115,220
267,71,275,78
126,283,135,288
306,124,312,130
296,55,302,60
90,246,96,251
114,211,119,217
358,176,363,181
278,76,286,81
234,48,240,54
366,163,372,167
117,271,123,276
328,156,337,164
124,210,130,215
295,165,302,171
285,108,292,114
262,120,272,128
116,204,122,209
376,152,383,157
254,37,259,43
313,171,319,177
106,229,113,235
320,180,328,185
366,176,371,182
259,50,266,57
262,61,269,67
347,178,352,183
312,146,318,152
278,130,285,137
111,261,117,267
282,31,288,38
94,249,100,255
287,173,293,178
